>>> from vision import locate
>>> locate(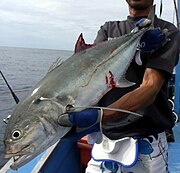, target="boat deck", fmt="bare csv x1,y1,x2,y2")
168,122,180,173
